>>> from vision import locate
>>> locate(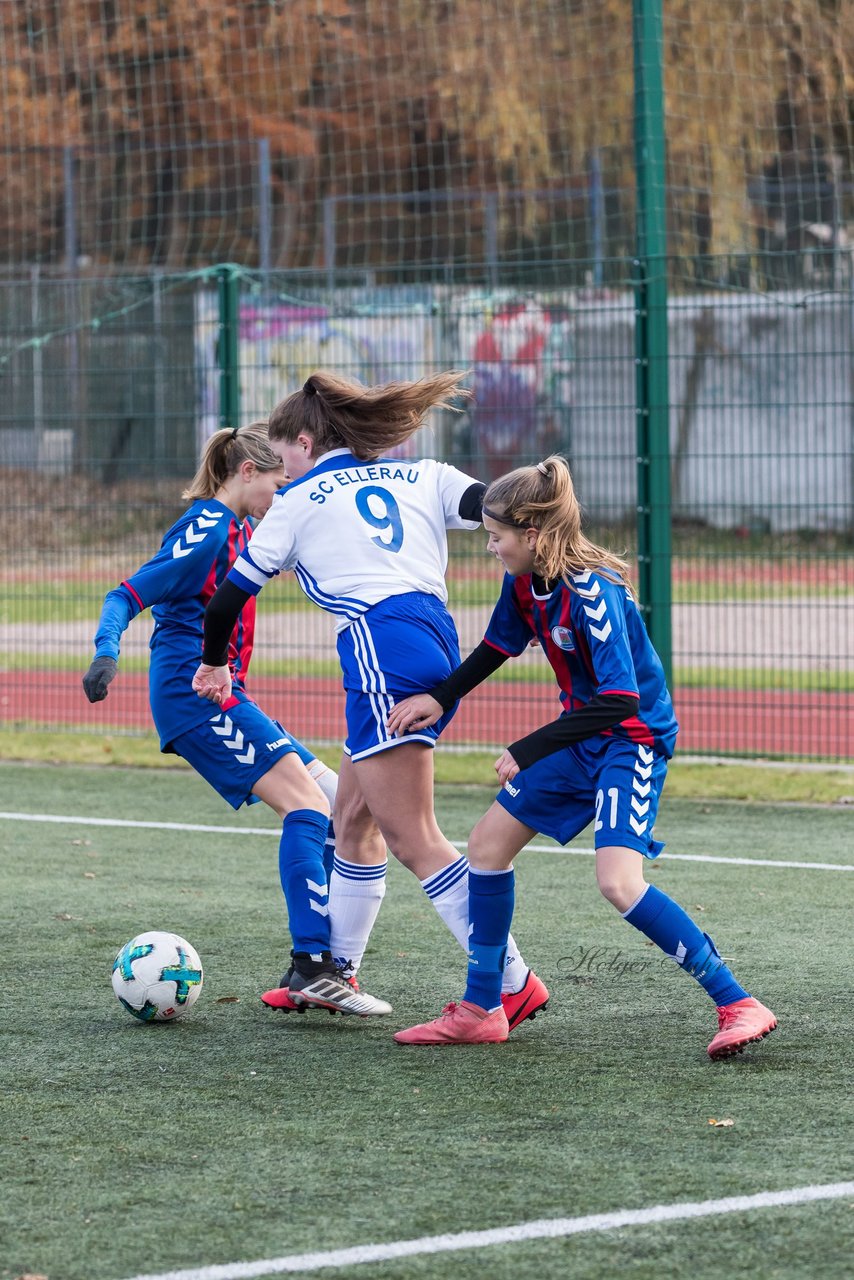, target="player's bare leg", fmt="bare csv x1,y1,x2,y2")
350,741,456,879
322,752,389,980
336,745,540,1018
